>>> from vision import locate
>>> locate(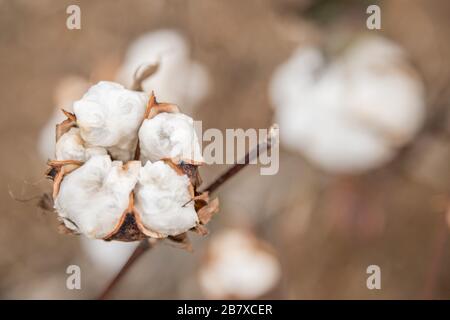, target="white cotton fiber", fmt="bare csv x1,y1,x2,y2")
138,112,204,164
54,155,141,239
73,81,148,161
134,161,198,237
